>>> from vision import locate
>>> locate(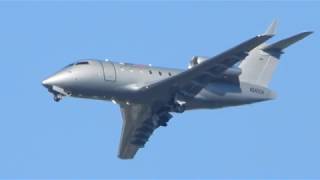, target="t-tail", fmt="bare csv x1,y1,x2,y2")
239,21,313,87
